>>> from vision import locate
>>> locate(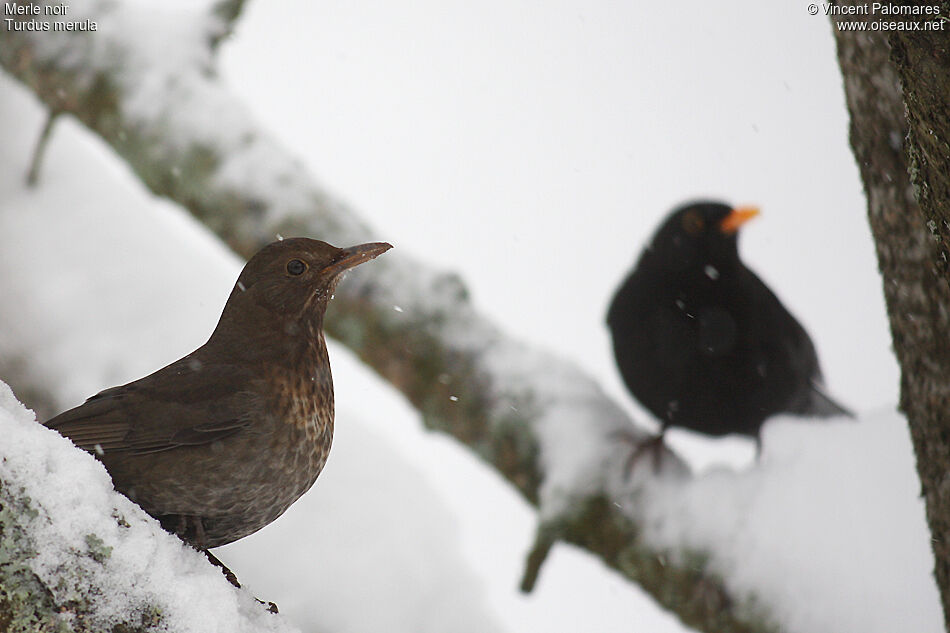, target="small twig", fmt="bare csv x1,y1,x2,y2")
520,524,558,592
26,110,60,188
209,0,247,49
